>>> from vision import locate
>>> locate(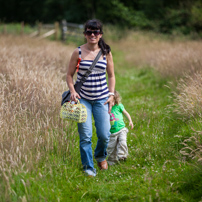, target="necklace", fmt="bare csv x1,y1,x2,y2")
87,47,100,57
82,45,101,60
